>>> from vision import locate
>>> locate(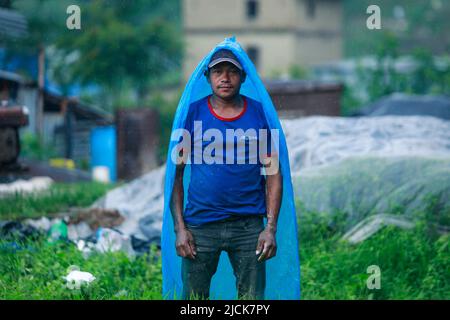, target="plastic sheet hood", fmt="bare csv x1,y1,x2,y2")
162,36,301,299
